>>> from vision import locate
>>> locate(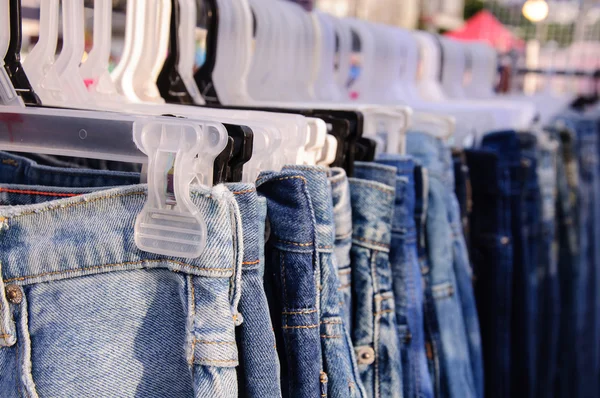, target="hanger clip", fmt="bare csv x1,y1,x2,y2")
133,119,228,258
